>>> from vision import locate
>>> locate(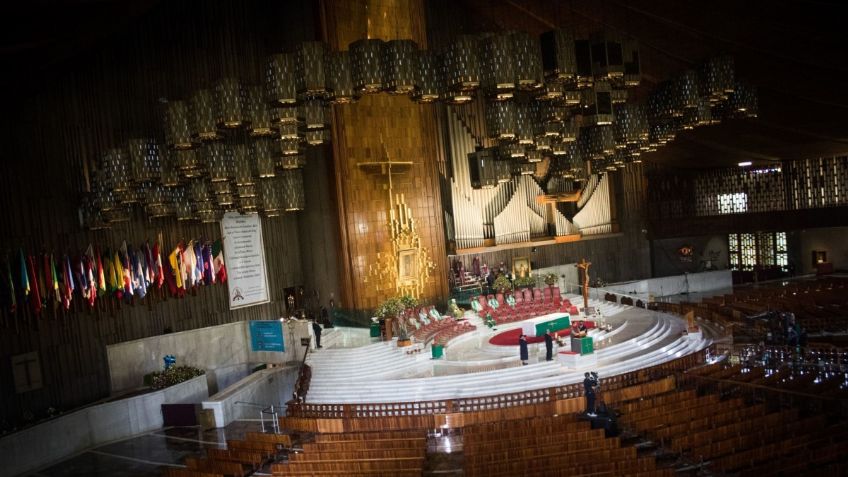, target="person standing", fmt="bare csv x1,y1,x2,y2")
311,318,323,349
519,334,529,365
544,330,554,361
584,372,597,416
